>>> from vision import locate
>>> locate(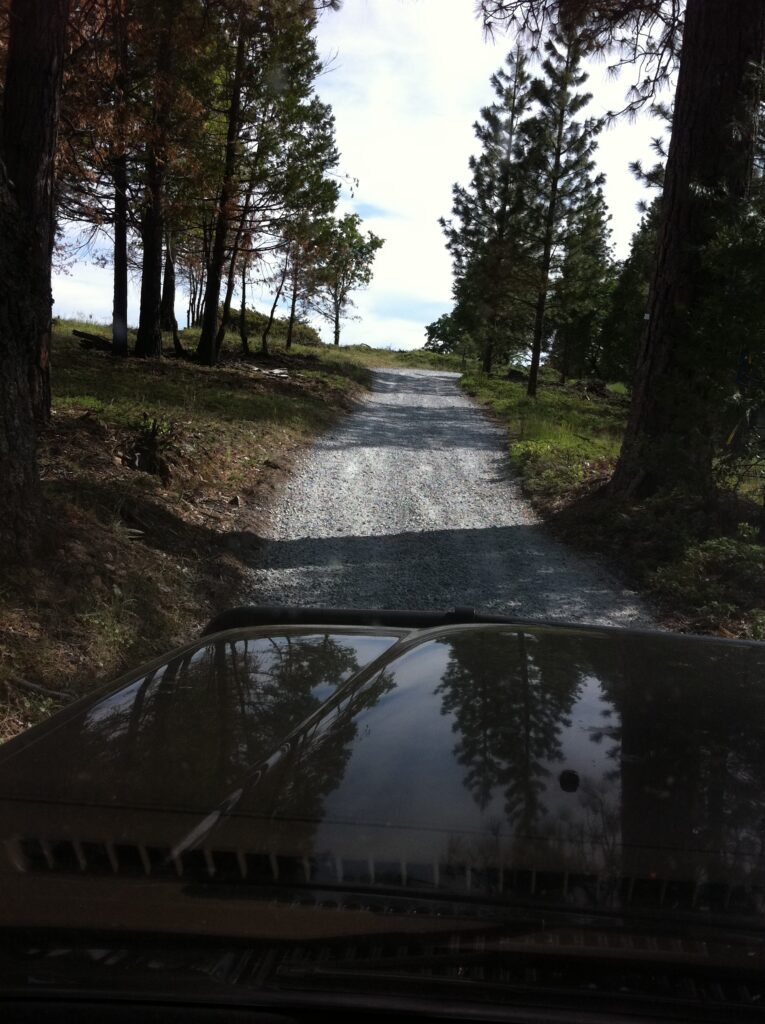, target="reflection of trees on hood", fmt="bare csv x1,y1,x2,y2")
73,635,365,808
590,635,765,883
436,632,582,831
266,667,397,855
